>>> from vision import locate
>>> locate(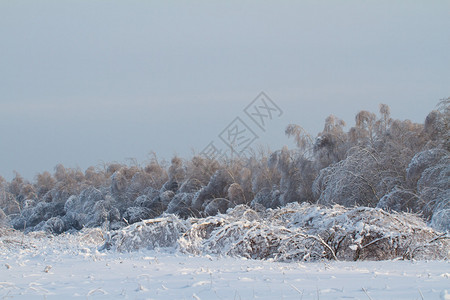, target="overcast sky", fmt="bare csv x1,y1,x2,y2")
1,1,449,181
